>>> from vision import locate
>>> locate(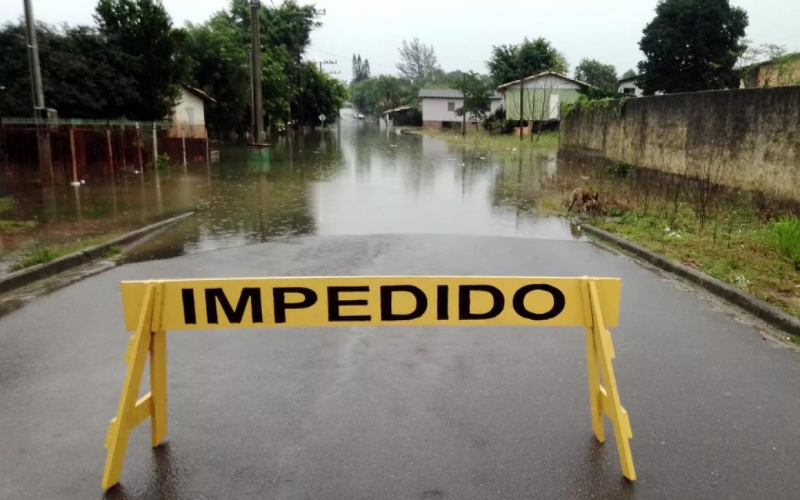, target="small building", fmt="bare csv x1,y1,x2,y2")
740,54,800,88
168,86,216,139
419,89,503,130
382,106,422,127
617,75,643,97
496,71,594,122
